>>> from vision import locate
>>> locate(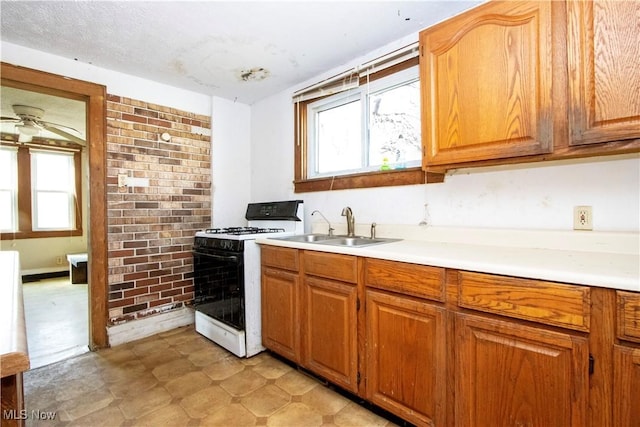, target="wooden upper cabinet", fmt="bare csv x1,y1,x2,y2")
420,1,554,166
567,0,640,146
